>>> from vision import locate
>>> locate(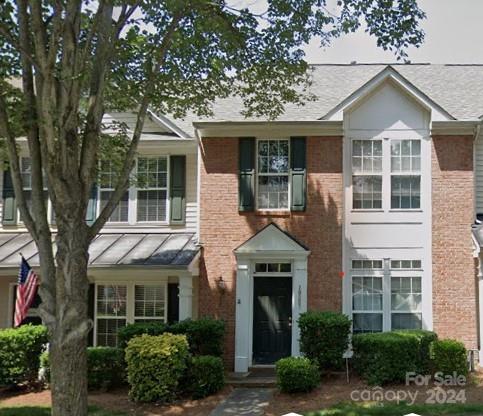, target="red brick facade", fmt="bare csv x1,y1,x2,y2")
432,135,477,348
199,137,344,365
